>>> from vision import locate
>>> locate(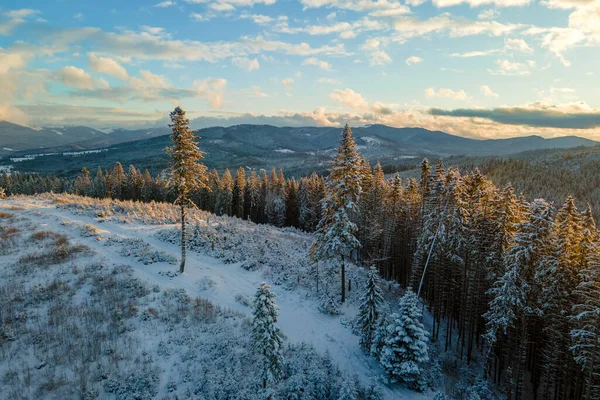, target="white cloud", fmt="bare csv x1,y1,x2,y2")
330,88,369,110
0,18,25,35
300,0,410,13
73,13,84,21
360,38,392,65
432,0,532,7
190,13,209,22
210,2,236,11
281,78,294,90
393,15,522,41
232,57,260,71
248,85,268,97
194,78,227,108
302,57,333,70
317,77,342,84
478,8,499,19
55,66,96,89
153,1,176,7
481,85,499,97
406,56,423,65
88,53,129,80
3,9,40,18
425,87,470,100
488,59,536,75
504,38,533,53
540,0,594,9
